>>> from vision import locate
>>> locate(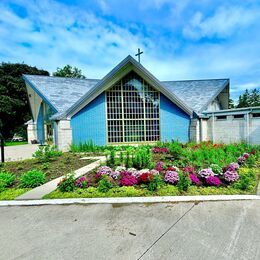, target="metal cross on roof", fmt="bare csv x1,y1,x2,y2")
135,48,143,63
